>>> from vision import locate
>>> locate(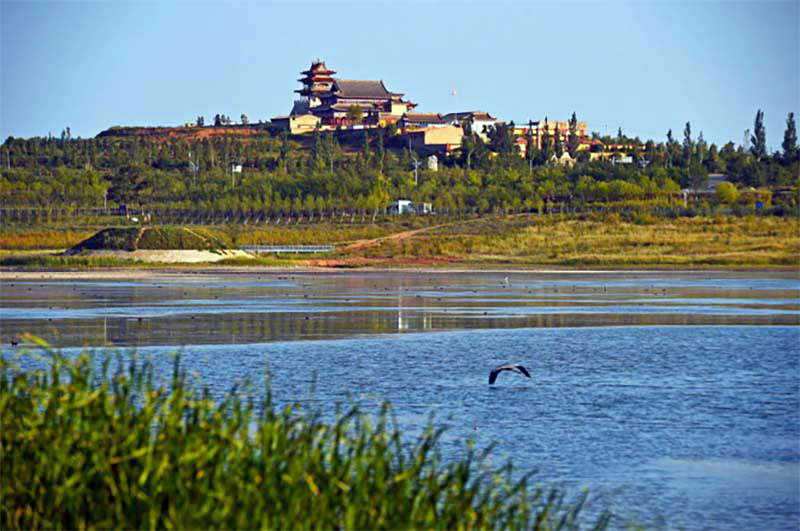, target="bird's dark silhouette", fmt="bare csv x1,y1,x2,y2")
489,363,531,384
